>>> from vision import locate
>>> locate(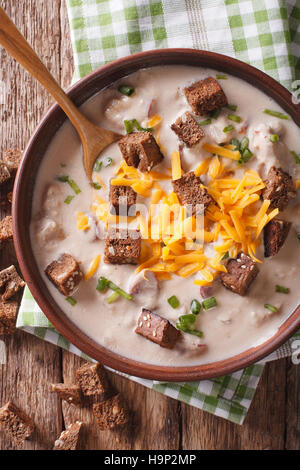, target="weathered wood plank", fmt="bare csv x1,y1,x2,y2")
285,356,300,449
